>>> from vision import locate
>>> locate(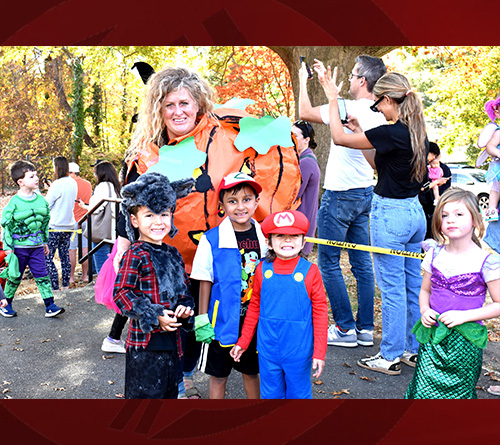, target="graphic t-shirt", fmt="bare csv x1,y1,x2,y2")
235,224,261,321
